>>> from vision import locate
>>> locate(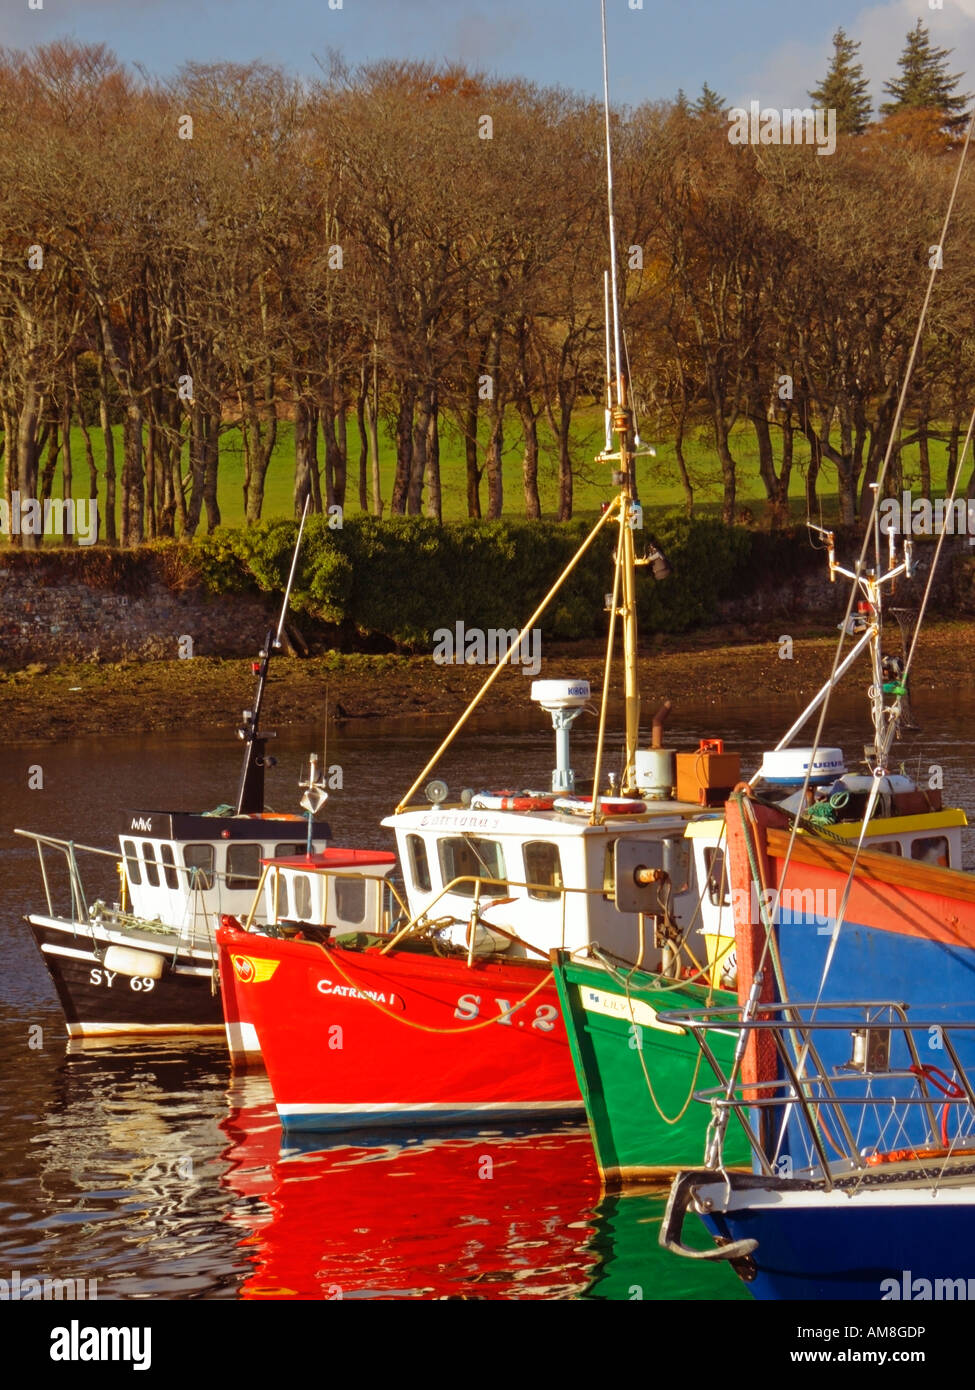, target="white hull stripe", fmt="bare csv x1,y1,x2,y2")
698,1179,975,1212
39,943,214,976
66,1021,224,1037
224,1021,262,1055
276,1100,584,1116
